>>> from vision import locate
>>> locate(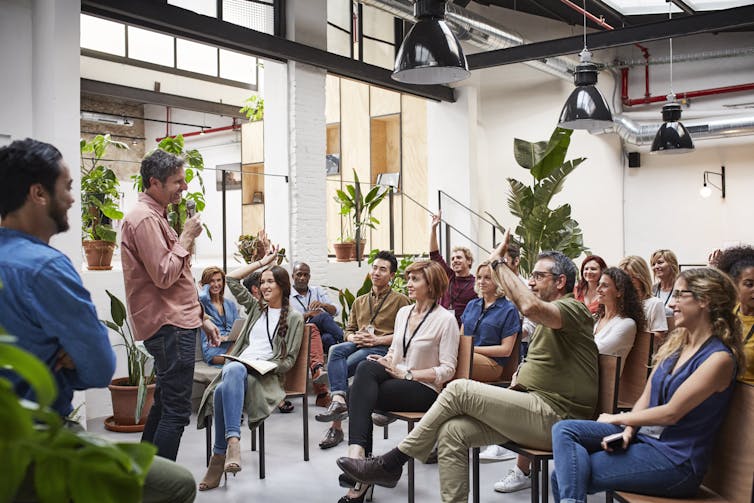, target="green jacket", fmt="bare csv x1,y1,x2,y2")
197,276,304,430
